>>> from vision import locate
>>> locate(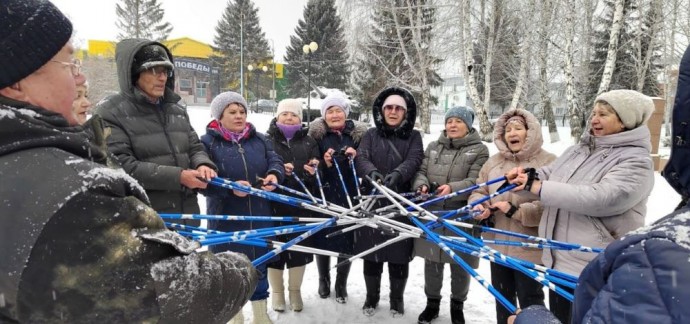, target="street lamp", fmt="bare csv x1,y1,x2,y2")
247,64,269,112
302,41,318,122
